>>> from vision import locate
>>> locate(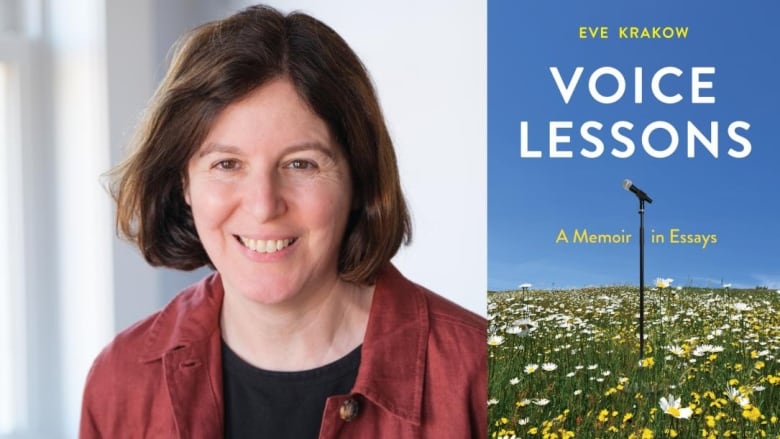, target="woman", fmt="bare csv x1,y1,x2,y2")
80,5,486,438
